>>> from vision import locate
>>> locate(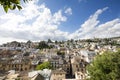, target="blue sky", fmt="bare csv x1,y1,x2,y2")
0,0,120,44
38,0,120,32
